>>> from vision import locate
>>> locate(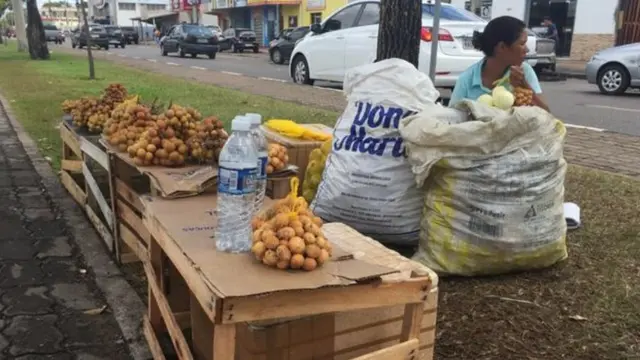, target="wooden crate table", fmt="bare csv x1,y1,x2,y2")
59,117,115,253
139,194,438,360
106,145,219,264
